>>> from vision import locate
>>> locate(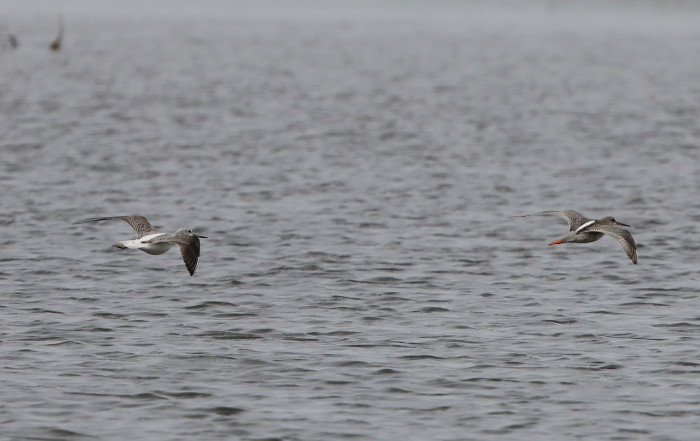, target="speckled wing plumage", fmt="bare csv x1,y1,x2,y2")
513,210,592,231
145,232,201,276
581,224,638,264
73,216,160,238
